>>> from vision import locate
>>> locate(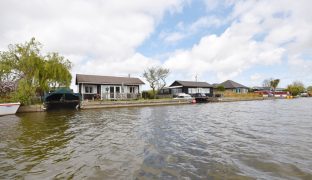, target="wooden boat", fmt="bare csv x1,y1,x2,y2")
0,102,21,116
44,88,81,110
